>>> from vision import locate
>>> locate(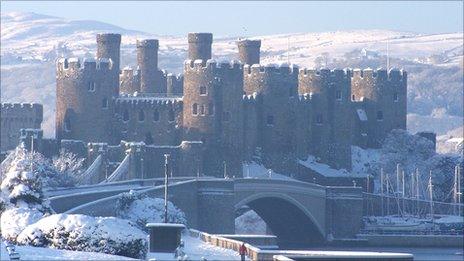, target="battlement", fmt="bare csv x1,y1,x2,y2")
244,63,299,76
114,96,183,108
351,68,407,81
237,39,261,48
298,93,314,101
120,66,140,76
56,57,113,72
188,32,213,43
96,33,121,44
166,73,183,81
184,59,243,73
136,39,159,48
1,102,43,112
242,92,260,102
299,68,351,79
